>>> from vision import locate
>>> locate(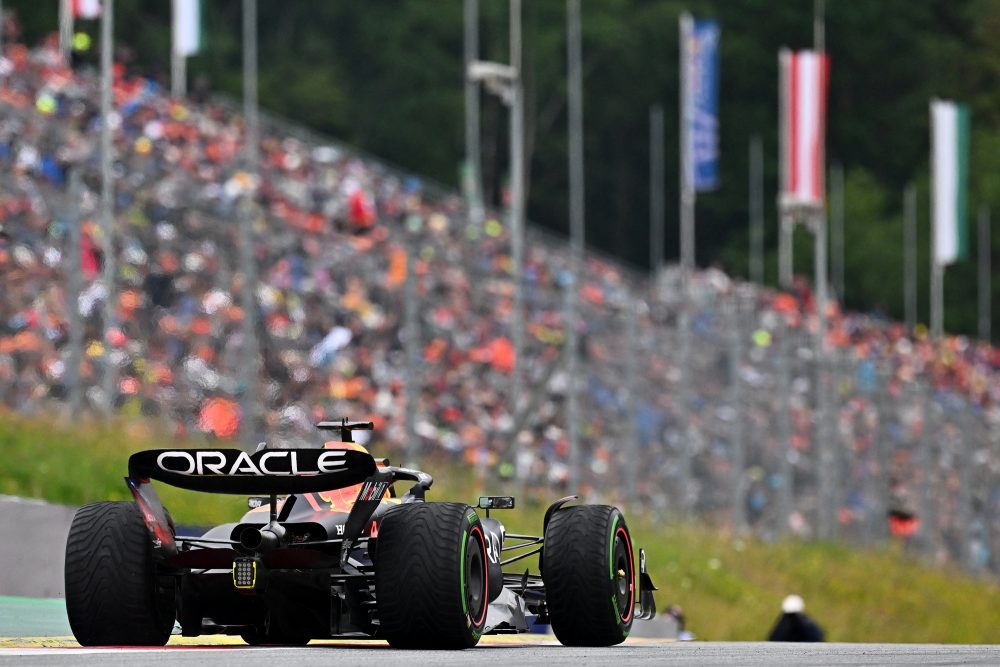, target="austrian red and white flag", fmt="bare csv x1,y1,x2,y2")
72,0,102,19
779,49,829,208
